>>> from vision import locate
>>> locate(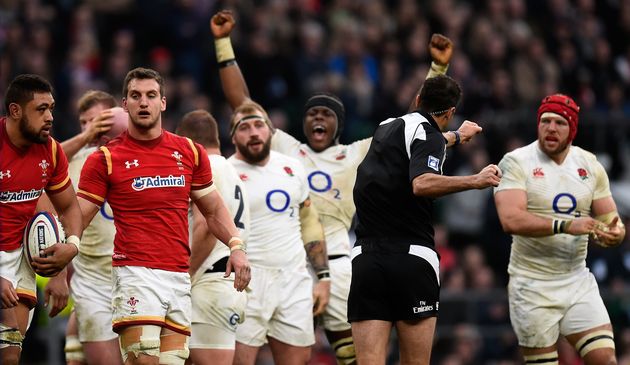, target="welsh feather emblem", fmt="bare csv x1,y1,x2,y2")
577,168,588,180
